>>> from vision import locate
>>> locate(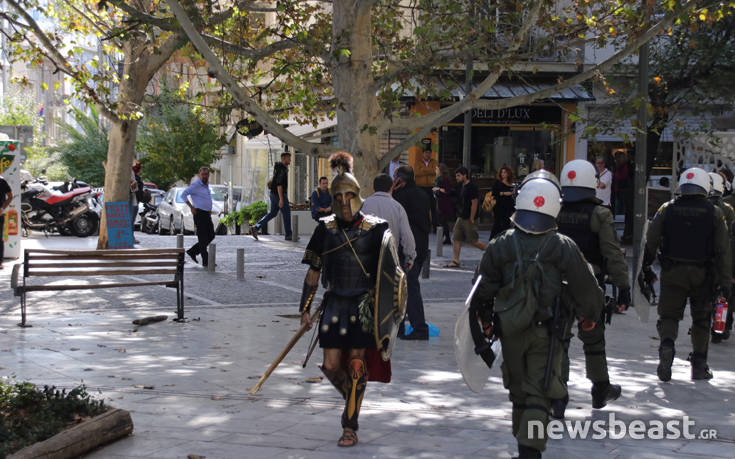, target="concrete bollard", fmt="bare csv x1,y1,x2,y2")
236,248,245,280
275,214,283,235
435,227,443,257
176,234,184,249
422,249,431,279
208,243,216,273
292,215,300,242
